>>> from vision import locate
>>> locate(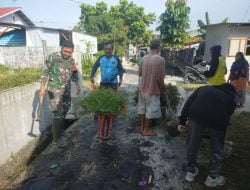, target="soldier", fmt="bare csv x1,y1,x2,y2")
39,40,81,146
